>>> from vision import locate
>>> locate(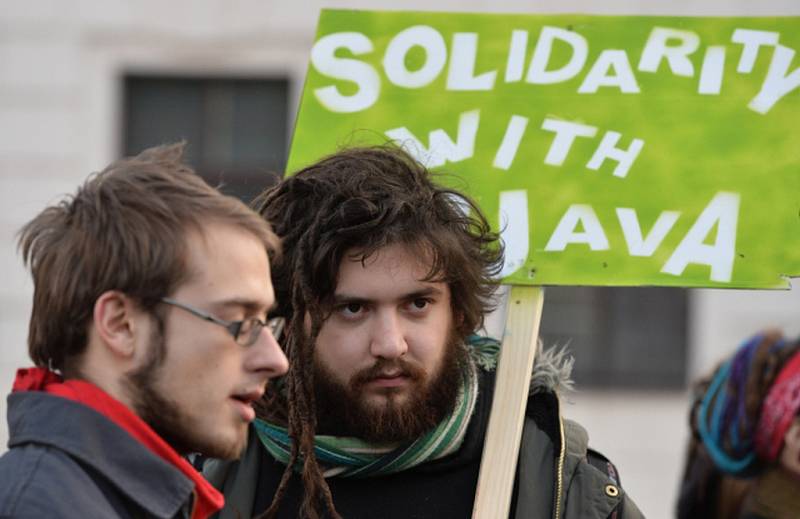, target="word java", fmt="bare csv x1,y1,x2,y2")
311,25,800,115
499,191,740,283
